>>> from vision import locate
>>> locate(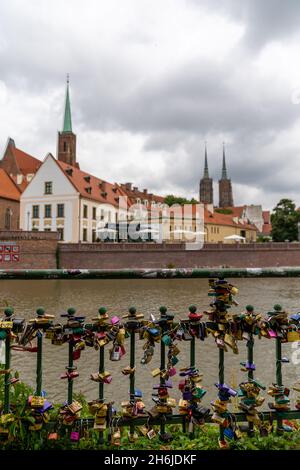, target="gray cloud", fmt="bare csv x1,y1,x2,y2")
0,0,300,209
